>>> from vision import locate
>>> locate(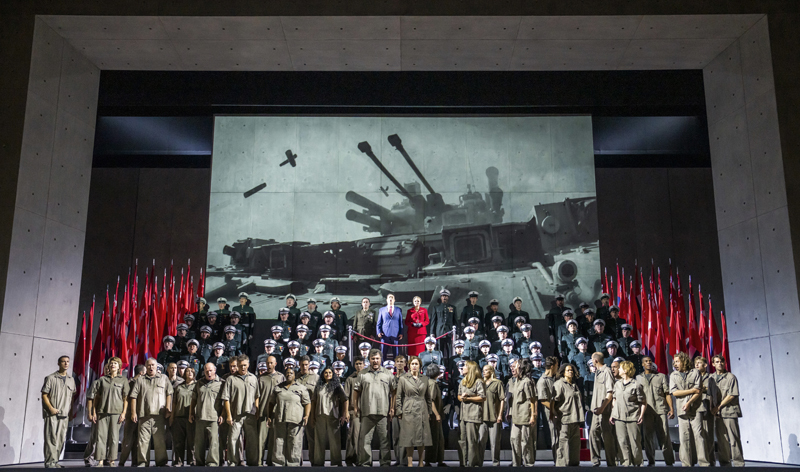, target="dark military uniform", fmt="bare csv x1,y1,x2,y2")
274,320,292,343
588,332,613,356
508,308,531,335
483,308,504,332
330,309,348,336
198,339,214,361
460,303,485,332
516,336,534,359
560,333,579,361
429,301,457,355
216,305,232,328
618,336,634,357
321,338,338,361
180,353,205,376
606,316,627,340
596,305,610,321
203,321,222,341
223,339,242,358
420,350,445,371
156,349,180,367
463,338,481,361
207,355,230,377
546,305,567,340
175,335,189,354
578,316,596,338
228,323,246,345
627,353,646,376
496,352,519,381
310,353,332,370
286,306,301,327
232,304,256,344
